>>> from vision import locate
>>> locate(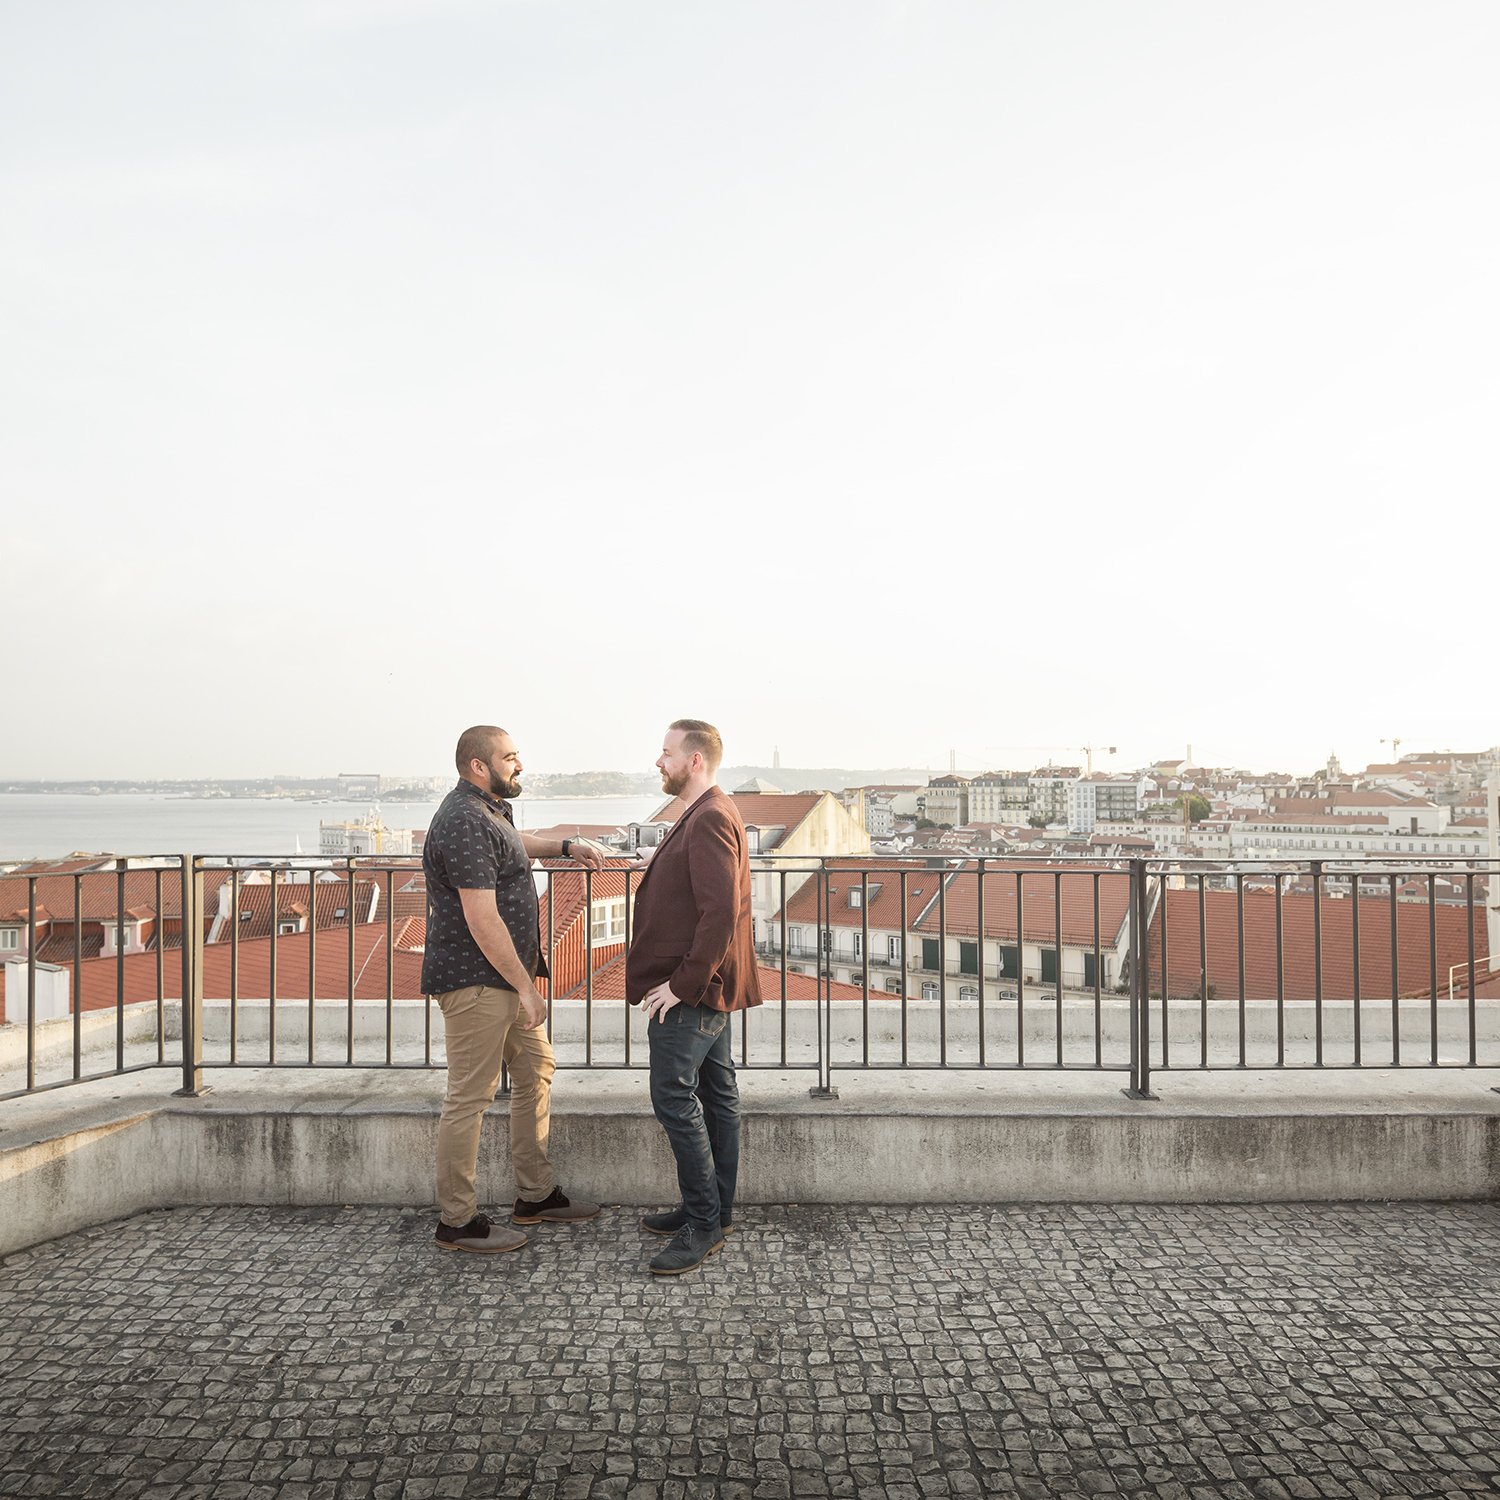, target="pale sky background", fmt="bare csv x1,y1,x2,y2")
4,1,1497,781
